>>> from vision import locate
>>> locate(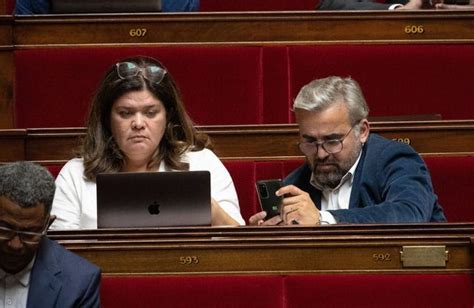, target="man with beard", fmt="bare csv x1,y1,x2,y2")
249,76,446,225
0,162,100,307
